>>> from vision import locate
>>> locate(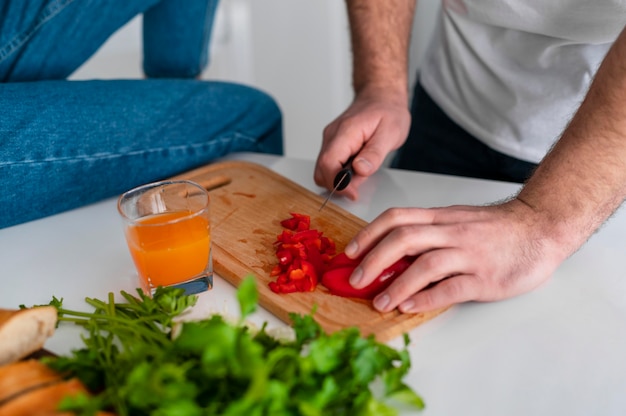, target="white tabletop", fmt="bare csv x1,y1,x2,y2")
2,152,625,416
